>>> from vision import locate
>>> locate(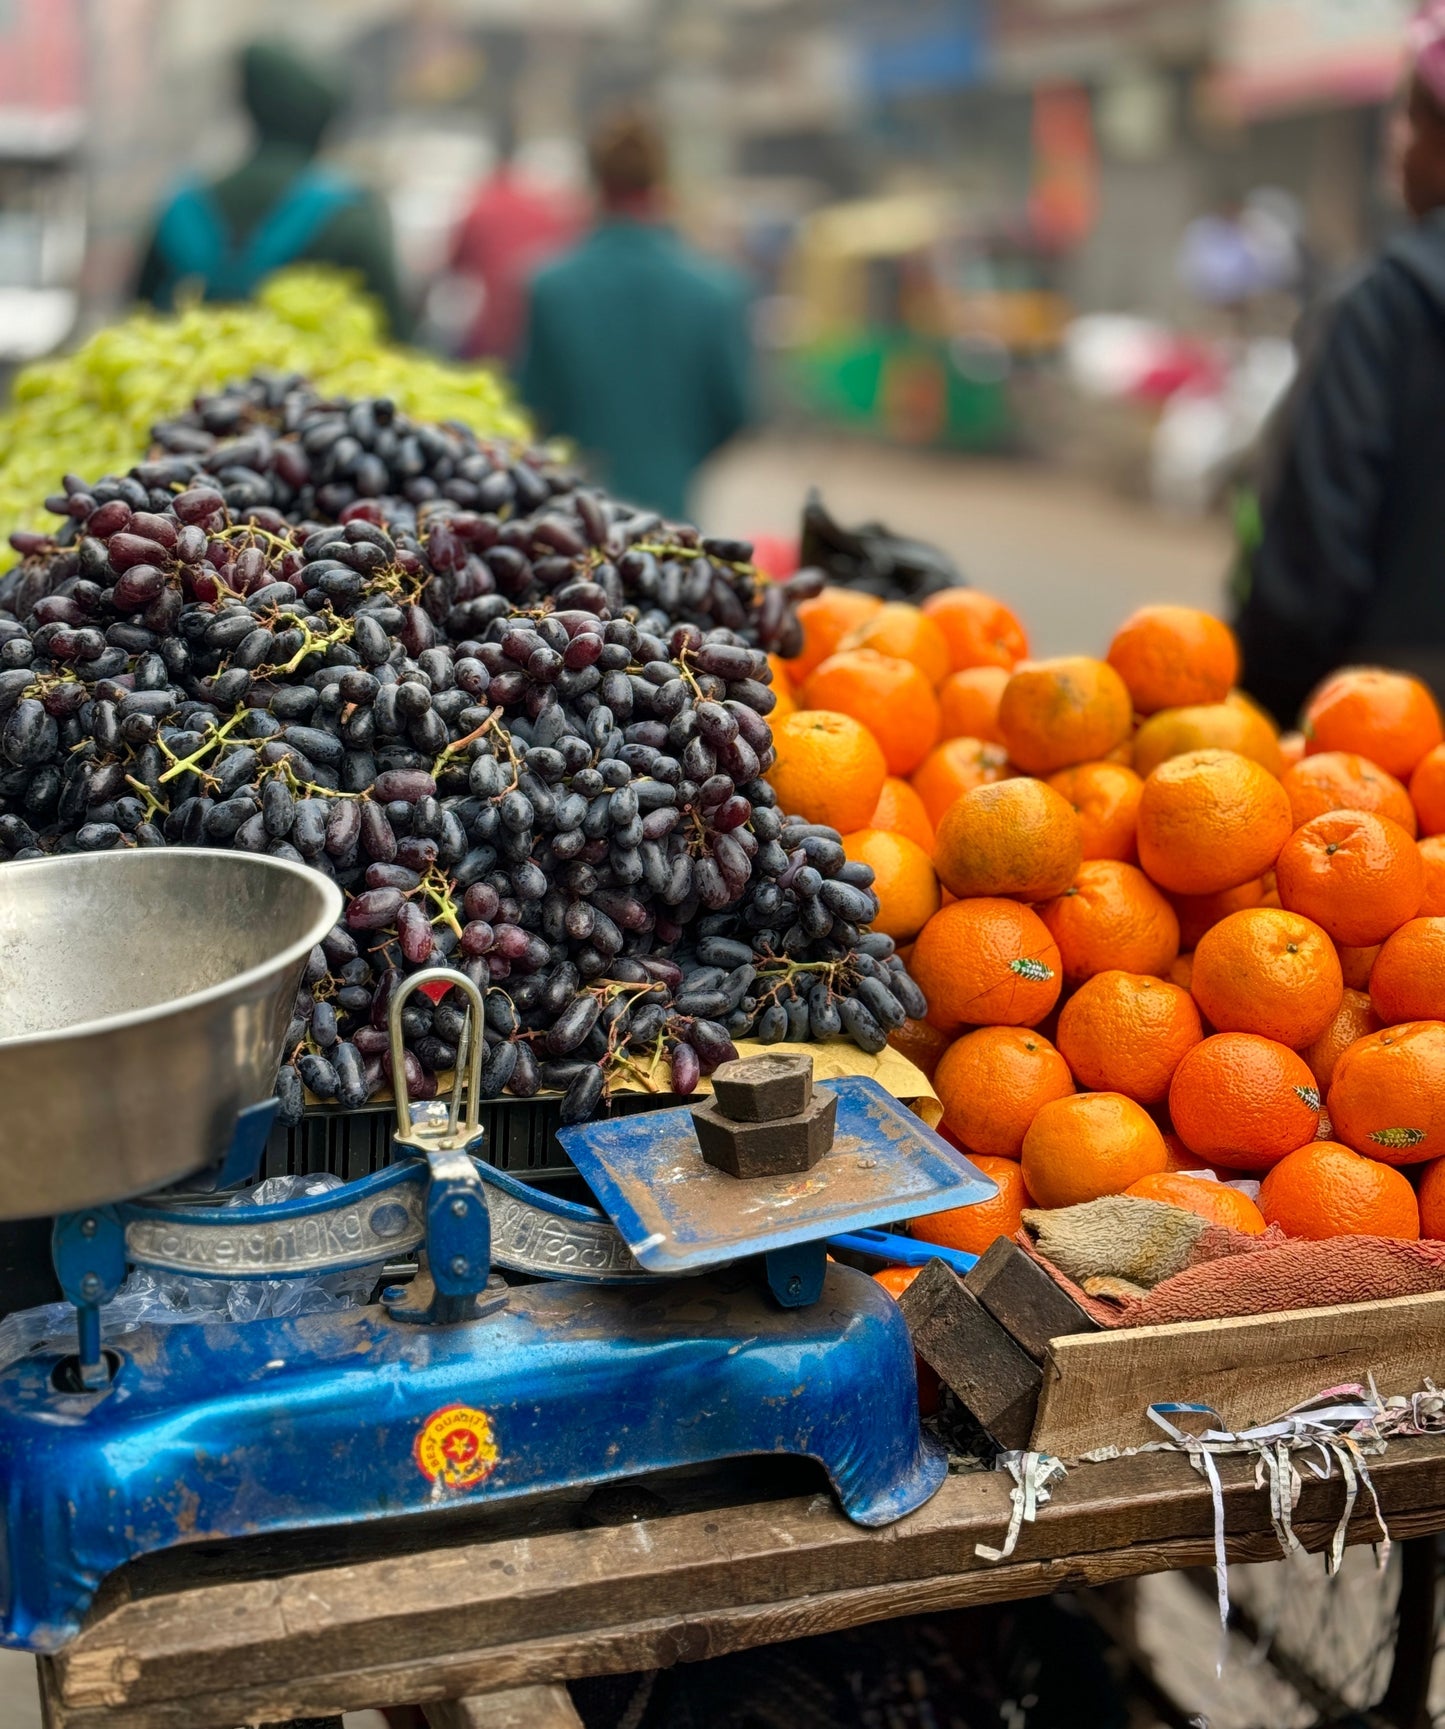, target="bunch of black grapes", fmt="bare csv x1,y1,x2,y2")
0,373,926,1124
